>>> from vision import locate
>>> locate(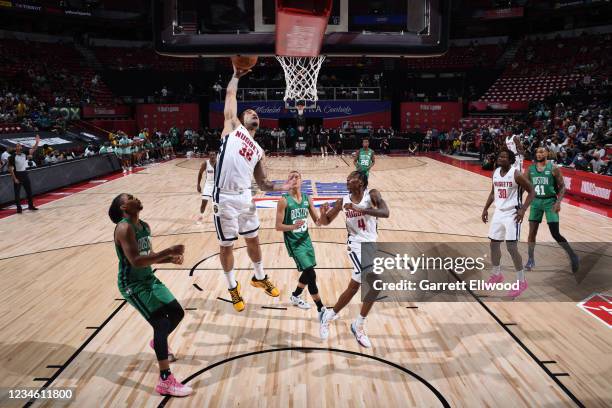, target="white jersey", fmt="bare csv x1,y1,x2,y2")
506,135,520,156
214,125,264,196
343,189,378,242
203,160,215,186
493,166,521,212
